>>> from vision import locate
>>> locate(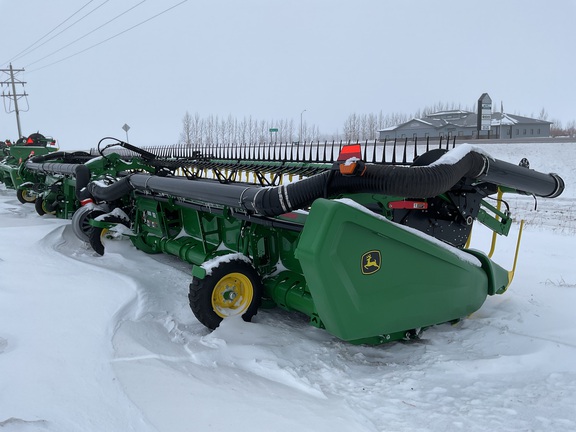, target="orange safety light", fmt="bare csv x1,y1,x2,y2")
339,162,359,175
